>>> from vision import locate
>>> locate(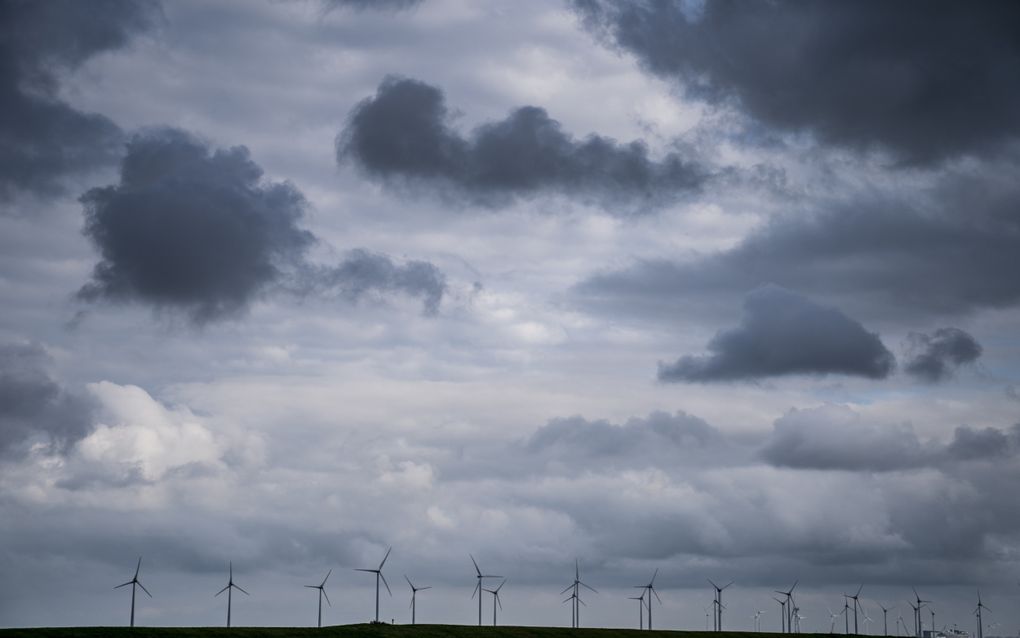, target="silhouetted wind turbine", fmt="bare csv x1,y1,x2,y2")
483,579,506,626
754,609,765,632
847,585,864,634
775,580,798,633
912,588,930,638
844,595,853,634
827,605,845,634
907,601,920,638
862,604,874,635
304,570,331,628
630,592,647,630
774,596,788,633
635,569,662,630
975,590,990,638
214,562,248,628
929,607,936,635
115,556,152,628
562,560,597,628
405,575,430,625
877,602,895,636
470,555,502,627
355,546,392,623
708,579,733,631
